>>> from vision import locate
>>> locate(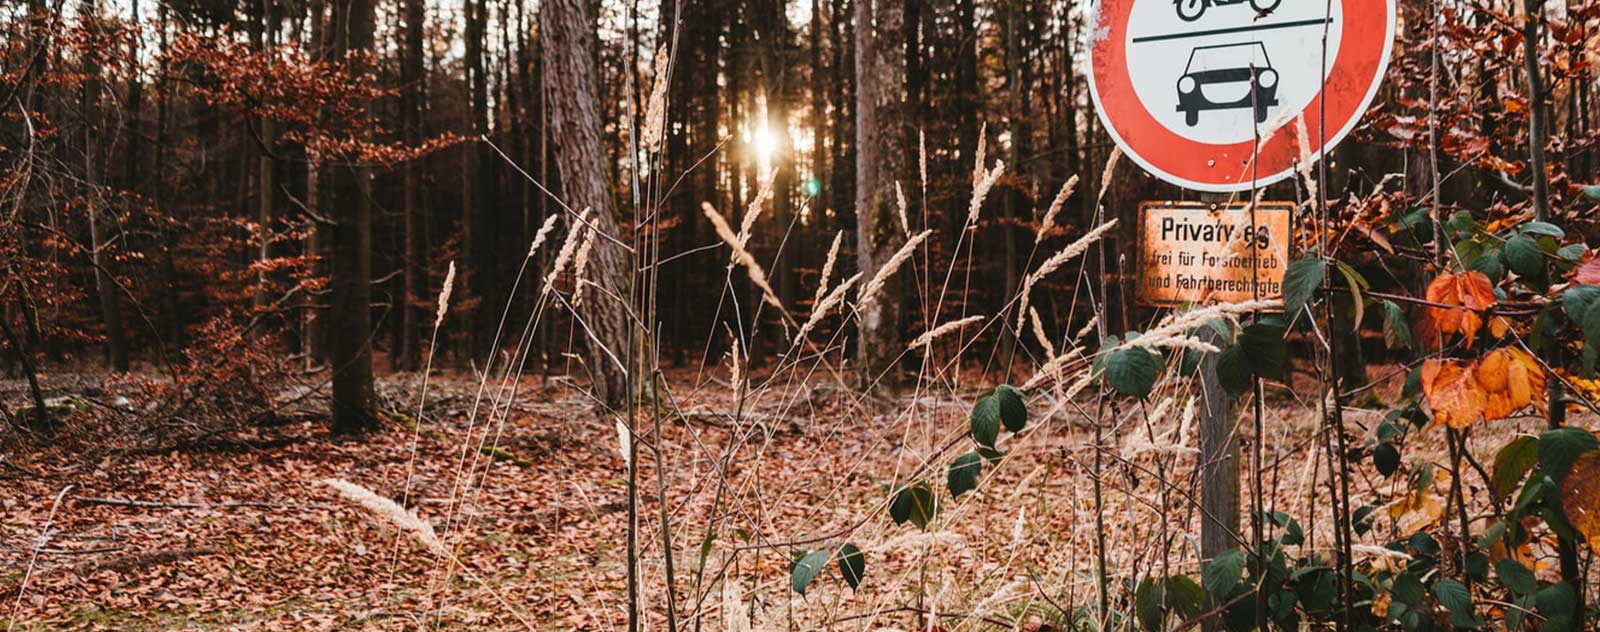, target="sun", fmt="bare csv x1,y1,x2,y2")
749,122,780,171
